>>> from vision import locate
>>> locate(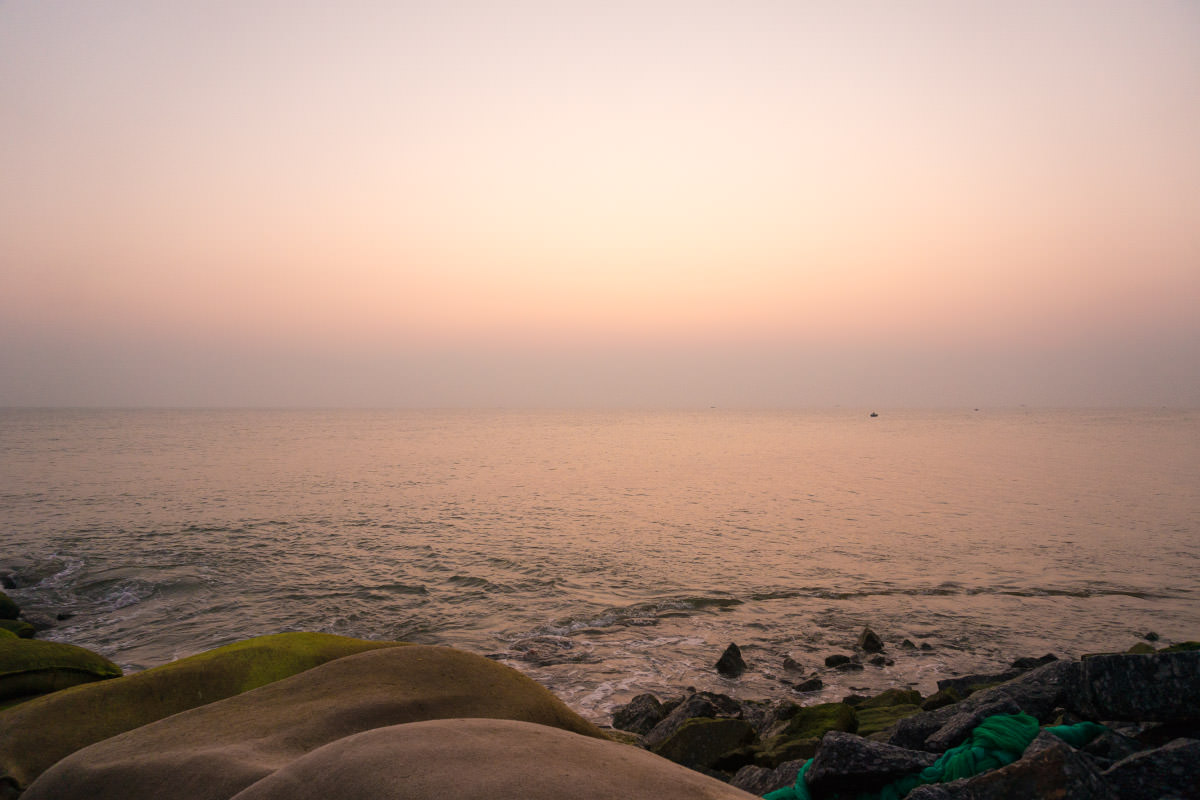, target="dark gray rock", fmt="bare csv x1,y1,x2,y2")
731,759,807,796
782,655,804,672
923,698,1024,752
1080,729,1148,769
805,730,938,794
1101,737,1200,800
1010,654,1057,670
920,688,961,711
1069,652,1200,722
920,642,934,651
716,643,747,678
936,669,1024,697
858,627,884,653
792,676,824,693
825,653,852,667
836,661,865,672
611,692,665,735
901,639,917,650
867,655,891,667
890,661,1078,751
907,737,1117,799
651,717,756,769
643,691,743,749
